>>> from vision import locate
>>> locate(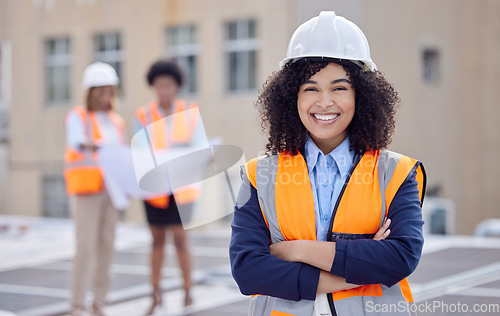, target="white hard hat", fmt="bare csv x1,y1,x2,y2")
280,11,377,71
82,62,119,89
